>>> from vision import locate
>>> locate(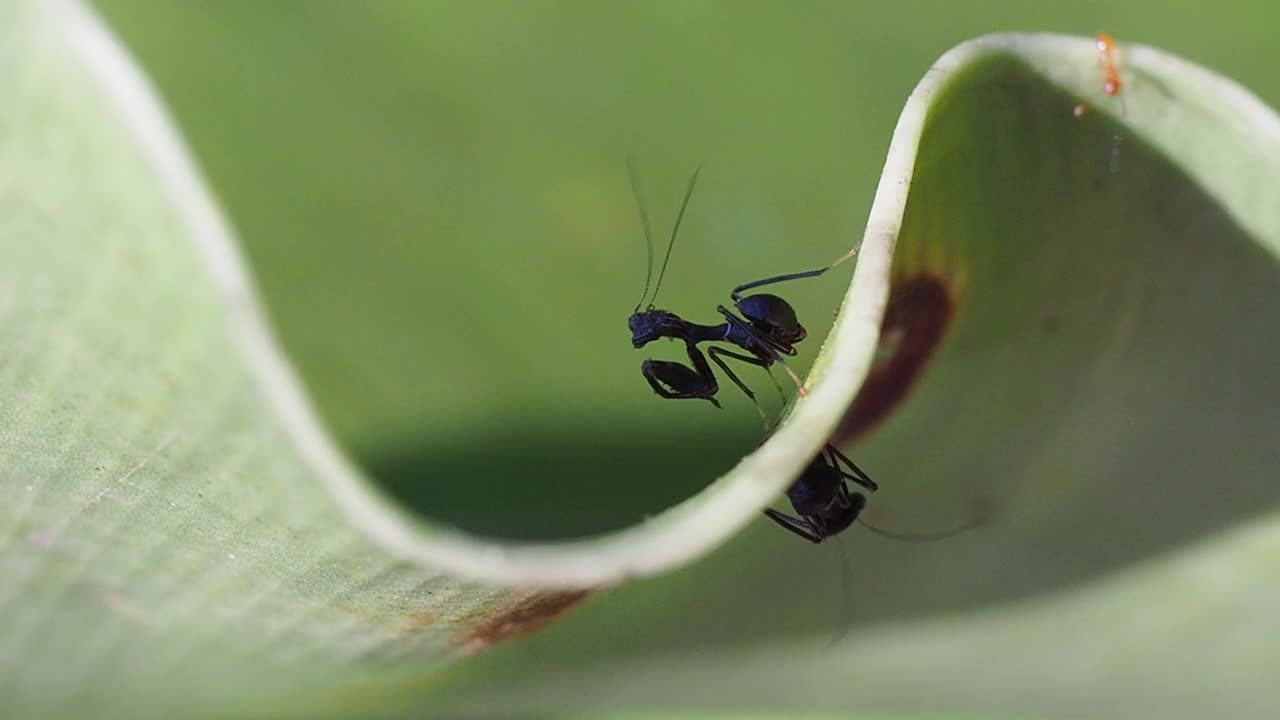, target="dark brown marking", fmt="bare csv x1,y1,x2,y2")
453,589,593,655
834,273,958,445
